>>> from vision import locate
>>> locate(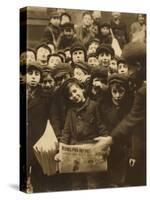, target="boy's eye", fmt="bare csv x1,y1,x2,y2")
35,71,40,76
